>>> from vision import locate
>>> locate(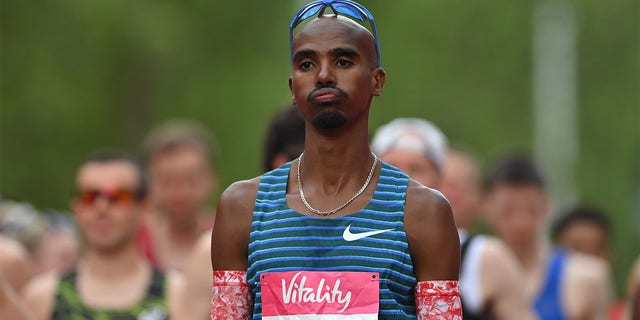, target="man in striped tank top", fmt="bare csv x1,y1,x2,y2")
210,1,462,319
